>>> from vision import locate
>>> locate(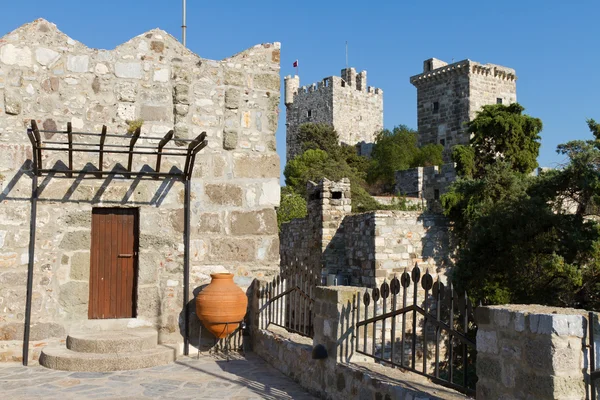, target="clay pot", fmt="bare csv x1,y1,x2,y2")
196,273,248,339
